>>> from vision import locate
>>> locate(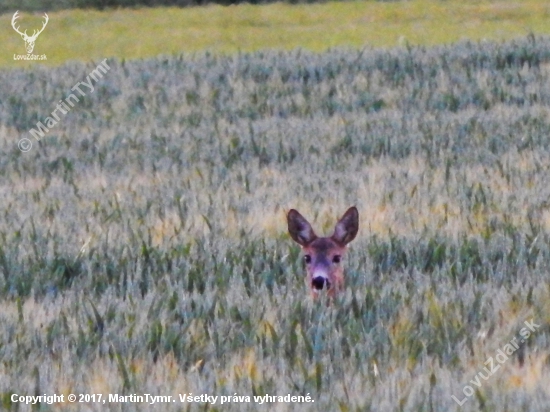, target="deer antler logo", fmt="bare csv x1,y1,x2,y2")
11,11,49,54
